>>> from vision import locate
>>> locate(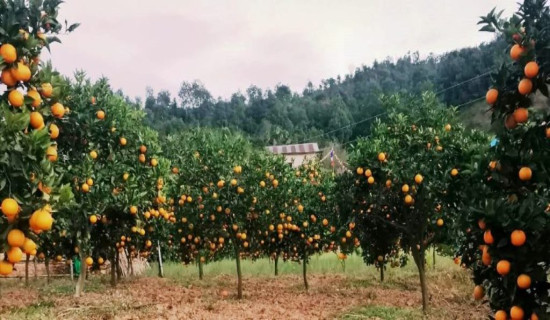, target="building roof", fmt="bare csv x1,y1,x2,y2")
266,143,320,155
